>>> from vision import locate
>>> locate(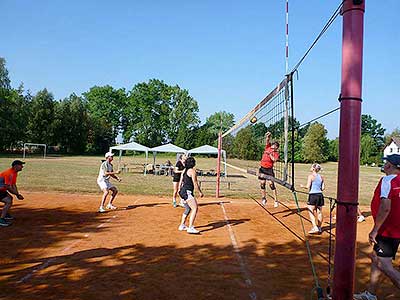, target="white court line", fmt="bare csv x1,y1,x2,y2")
220,202,257,300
